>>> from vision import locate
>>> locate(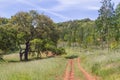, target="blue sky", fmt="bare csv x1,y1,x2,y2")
0,0,119,22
